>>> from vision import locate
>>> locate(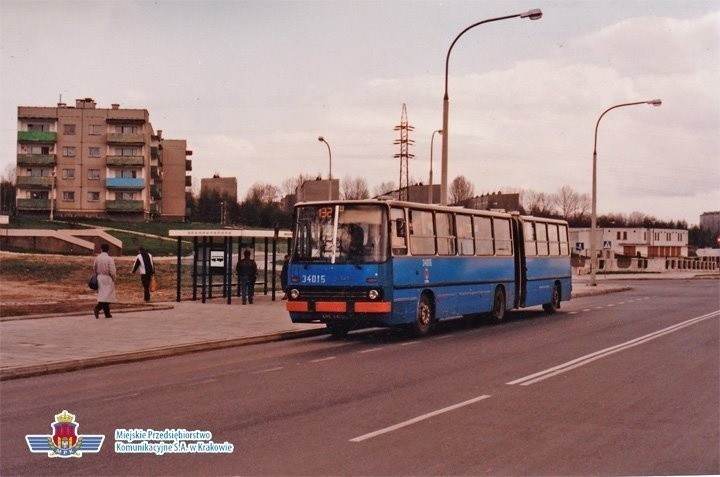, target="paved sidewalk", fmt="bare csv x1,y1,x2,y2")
2,272,714,381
